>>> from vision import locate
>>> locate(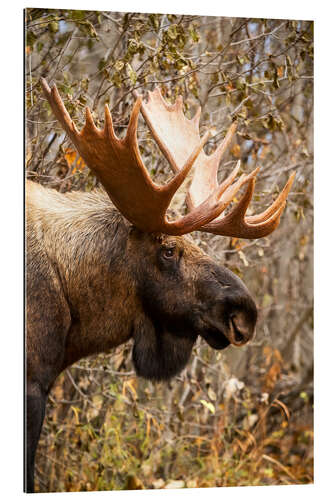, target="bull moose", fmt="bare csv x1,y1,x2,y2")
25,79,295,492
